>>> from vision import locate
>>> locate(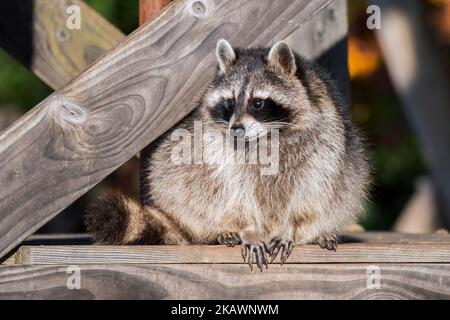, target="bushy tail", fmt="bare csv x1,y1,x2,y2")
84,193,189,245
